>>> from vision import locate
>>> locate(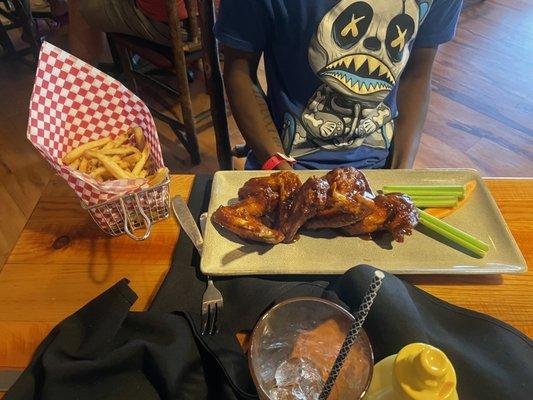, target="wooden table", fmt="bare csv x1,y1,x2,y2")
0,175,531,395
